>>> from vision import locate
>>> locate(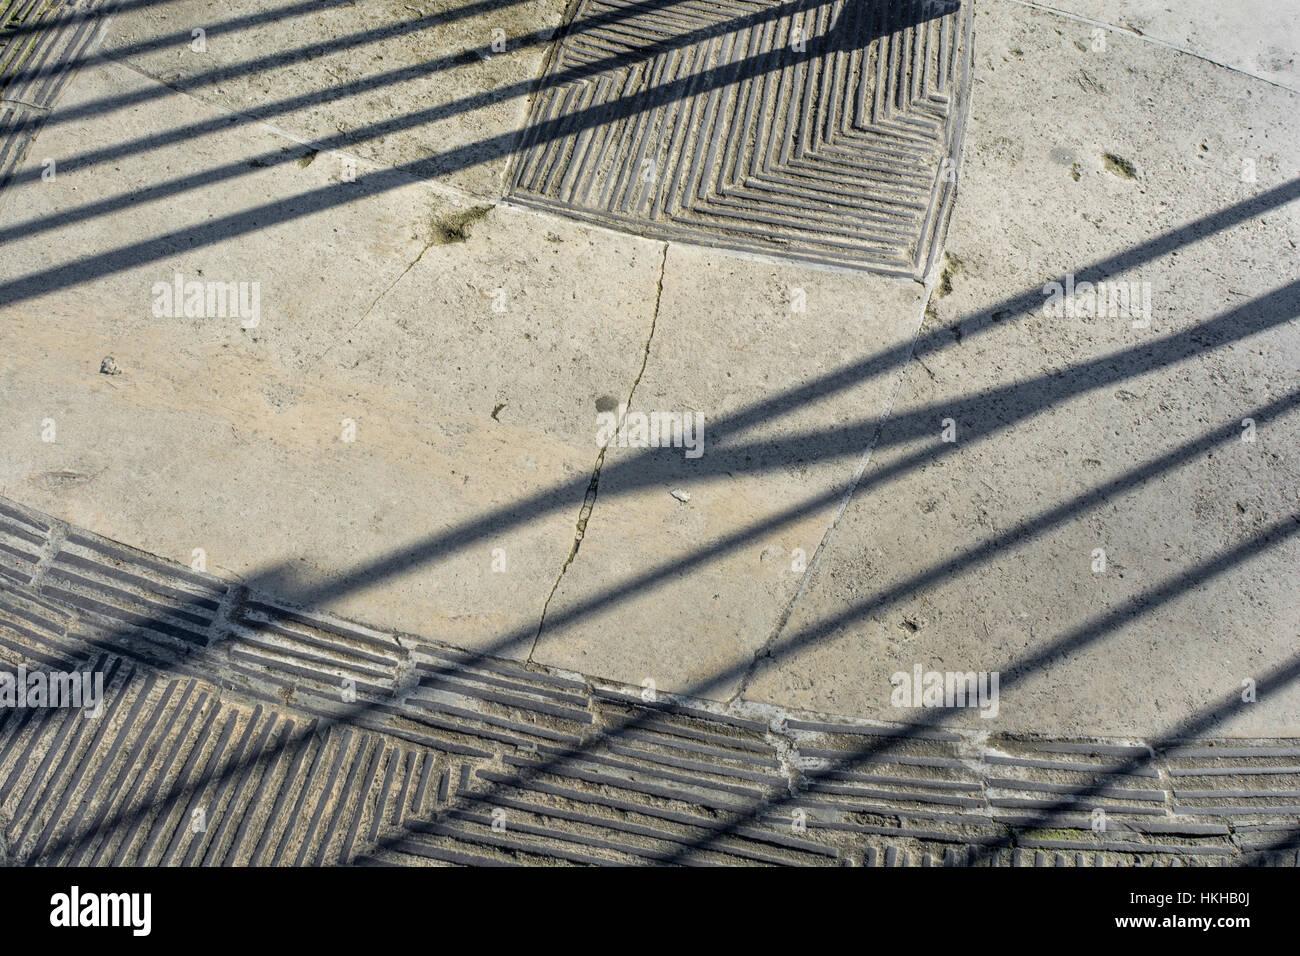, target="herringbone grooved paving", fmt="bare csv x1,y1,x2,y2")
507,0,973,275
